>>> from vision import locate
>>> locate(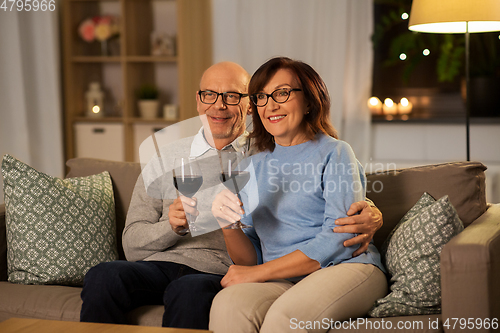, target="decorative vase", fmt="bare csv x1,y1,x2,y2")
138,100,159,119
